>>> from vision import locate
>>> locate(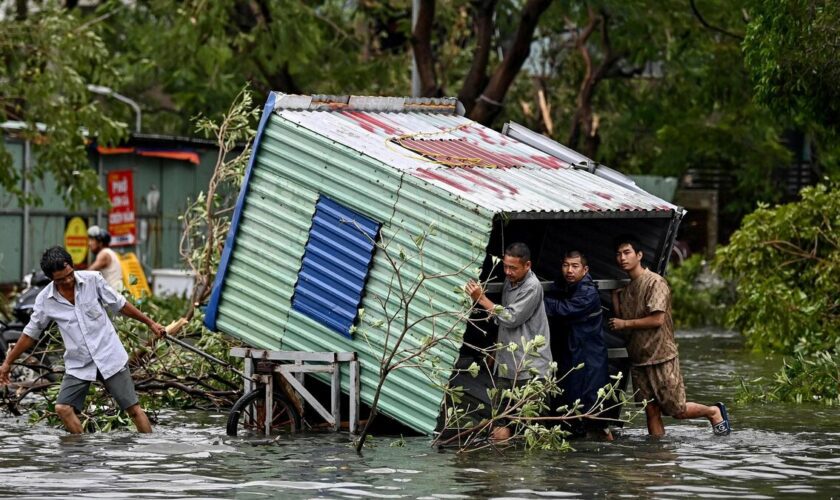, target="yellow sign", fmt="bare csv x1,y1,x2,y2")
118,252,152,300
64,217,88,265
